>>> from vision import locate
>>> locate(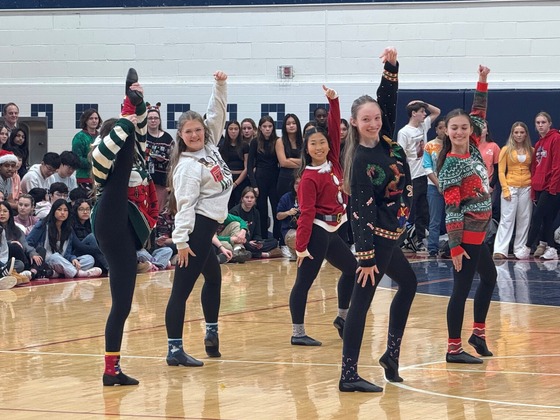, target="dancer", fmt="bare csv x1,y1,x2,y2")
91,68,148,386
437,65,497,364
165,71,232,367
340,47,417,392
289,84,356,346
